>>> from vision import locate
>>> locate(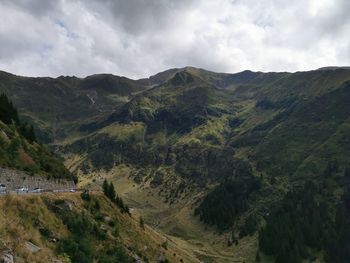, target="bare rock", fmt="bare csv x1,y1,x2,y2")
25,241,41,253
63,200,74,211
100,224,108,232
157,251,165,262
1,252,14,263
103,216,112,223
49,238,58,243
